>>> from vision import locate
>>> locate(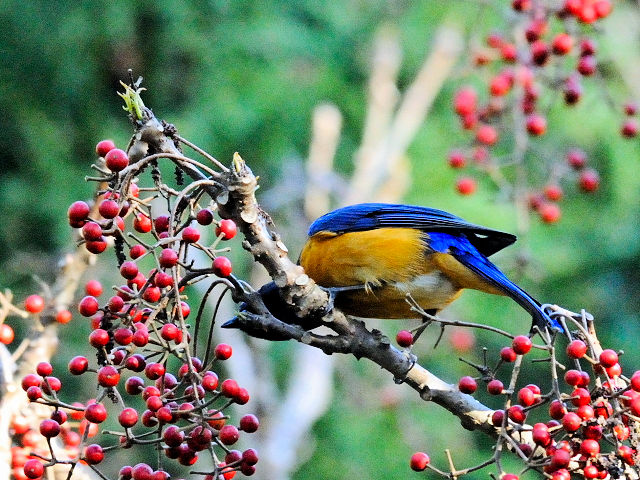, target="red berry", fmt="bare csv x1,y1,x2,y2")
564,76,583,105
239,414,259,433
539,202,561,224
129,245,146,260
543,184,563,202
213,256,233,277
142,286,161,303
476,124,498,145
145,362,166,380
120,261,139,280
125,376,144,395
219,425,240,445
40,419,60,437
216,219,238,240
577,404,595,420
97,365,120,387
69,356,89,375
104,148,129,172
181,226,200,243
82,221,103,241
24,294,45,313
196,208,214,225
78,296,99,317
132,463,153,480
508,405,526,424
619,445,636,465
36,361,53,377
525,19,547,42
96,139,116,157
581,439,600,457
89,328,110,347
85,279,103,297
154,215,170,233
410,452,430,471
85,238,107,254
552,33,573,55
447,150,466,169
214,343,233,360
21,373,41,391
502,475,518,480
458,376,477,394
580,38,597,56
0,324,15,344
489,74,511,97
583,466,599,479
84,444,104,465
598,349,617,368
530,40,550,66
118,408,139,428
526,114,546,136
594,0,612,17
132,329,149,347
621,119,639,138
532,425,551,446
456,177,477,196
55,309,72,324
85,402,107,423
453,87,477,116
486,33,502,48
114,327,133,345
512,0,531,11
624,101,638,116
566,149,587,169
566,339,587,358
108,295,125,313
97,199,118,219
23,460,44,479
500,347,517,362
154,271,173,289
491,410,504,426
221,379,239,398
549,400,567,420
571,387,591,407
501,43,517,62
578,169,600,192
133,214,152,233
517,387,536,406
159,249,178,268
487,379,503,395
577,55,597,76
564,369,582,386
395,330,413,347
68,201,90,225
512,335,532,355
160,323,180,341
